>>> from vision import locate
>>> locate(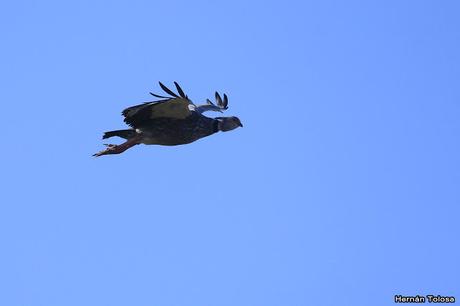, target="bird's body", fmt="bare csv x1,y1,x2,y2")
140,113,218,145
109,113,218,146
94,82,242,156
